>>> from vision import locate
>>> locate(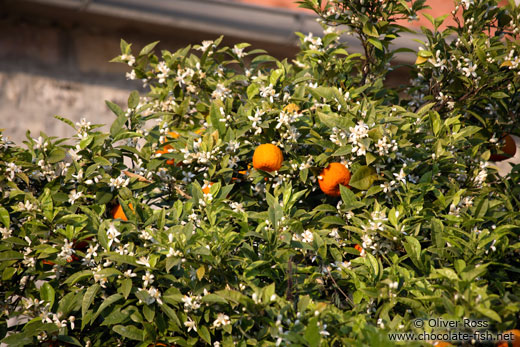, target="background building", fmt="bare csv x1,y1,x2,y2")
0,0,455,143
